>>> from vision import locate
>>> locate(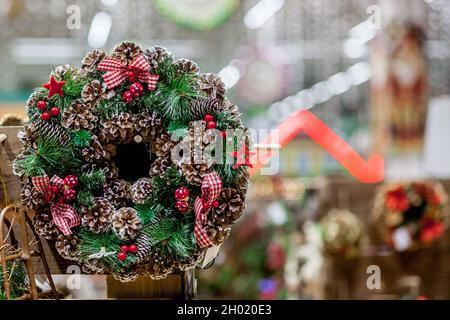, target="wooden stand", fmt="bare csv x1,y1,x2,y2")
1,126,197,300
